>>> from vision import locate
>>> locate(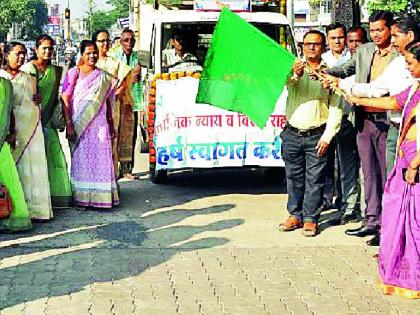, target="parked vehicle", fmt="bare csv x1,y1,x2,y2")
137,7,297,183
